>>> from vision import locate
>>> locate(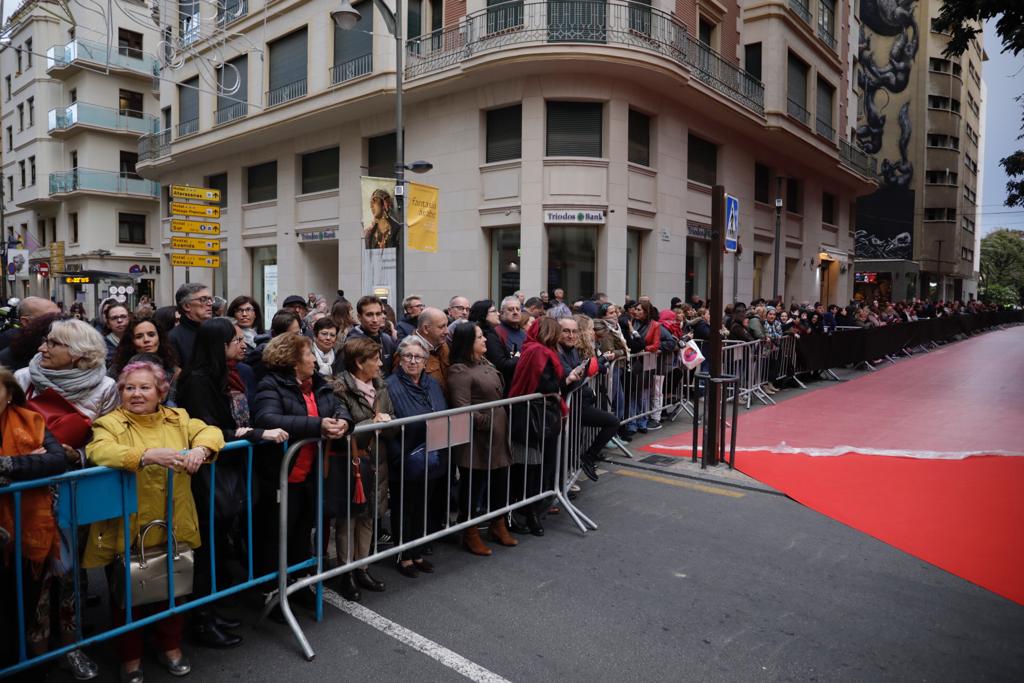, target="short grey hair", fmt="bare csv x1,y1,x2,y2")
175,282,209,310
500,296,520,311
402,295,422,310
397,335,430,356
47,319,107,370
